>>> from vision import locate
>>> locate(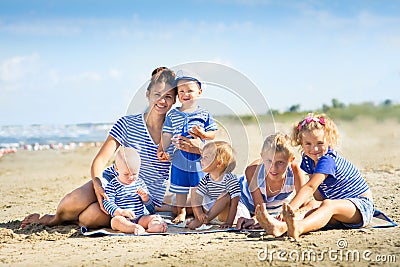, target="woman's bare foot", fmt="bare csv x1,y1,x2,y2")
255,204,287,237
21,213,55,228
282,203,301,240
187,218,203,230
